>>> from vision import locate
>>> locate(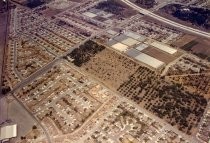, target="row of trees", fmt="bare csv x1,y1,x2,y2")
69,40,105,67
95,0,125,16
